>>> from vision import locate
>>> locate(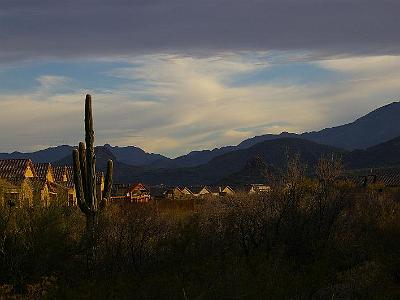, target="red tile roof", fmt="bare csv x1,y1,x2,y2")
33,163,52,180
53,166,68,183
0,159,37,180
54,165,104,188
